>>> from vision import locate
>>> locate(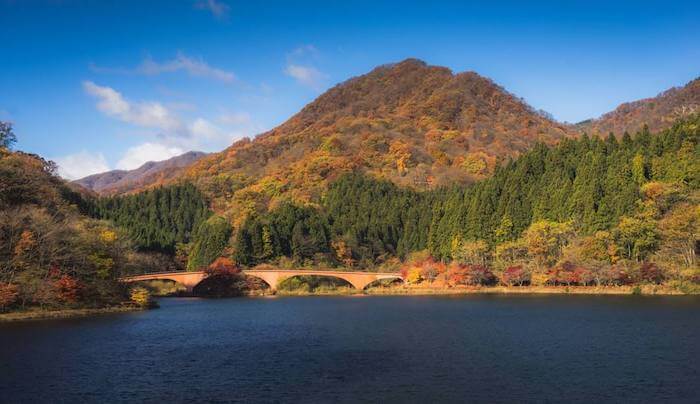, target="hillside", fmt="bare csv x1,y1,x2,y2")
75,151,207,195
578,77,700,135
0,147,137,312
181,59,574,219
